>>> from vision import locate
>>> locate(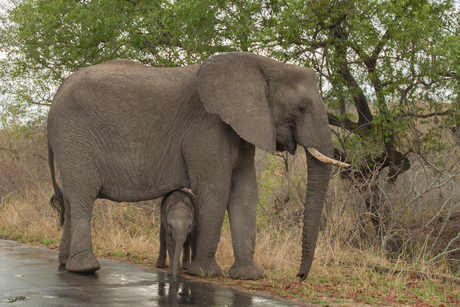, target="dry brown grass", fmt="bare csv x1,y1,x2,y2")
1,125,460,306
